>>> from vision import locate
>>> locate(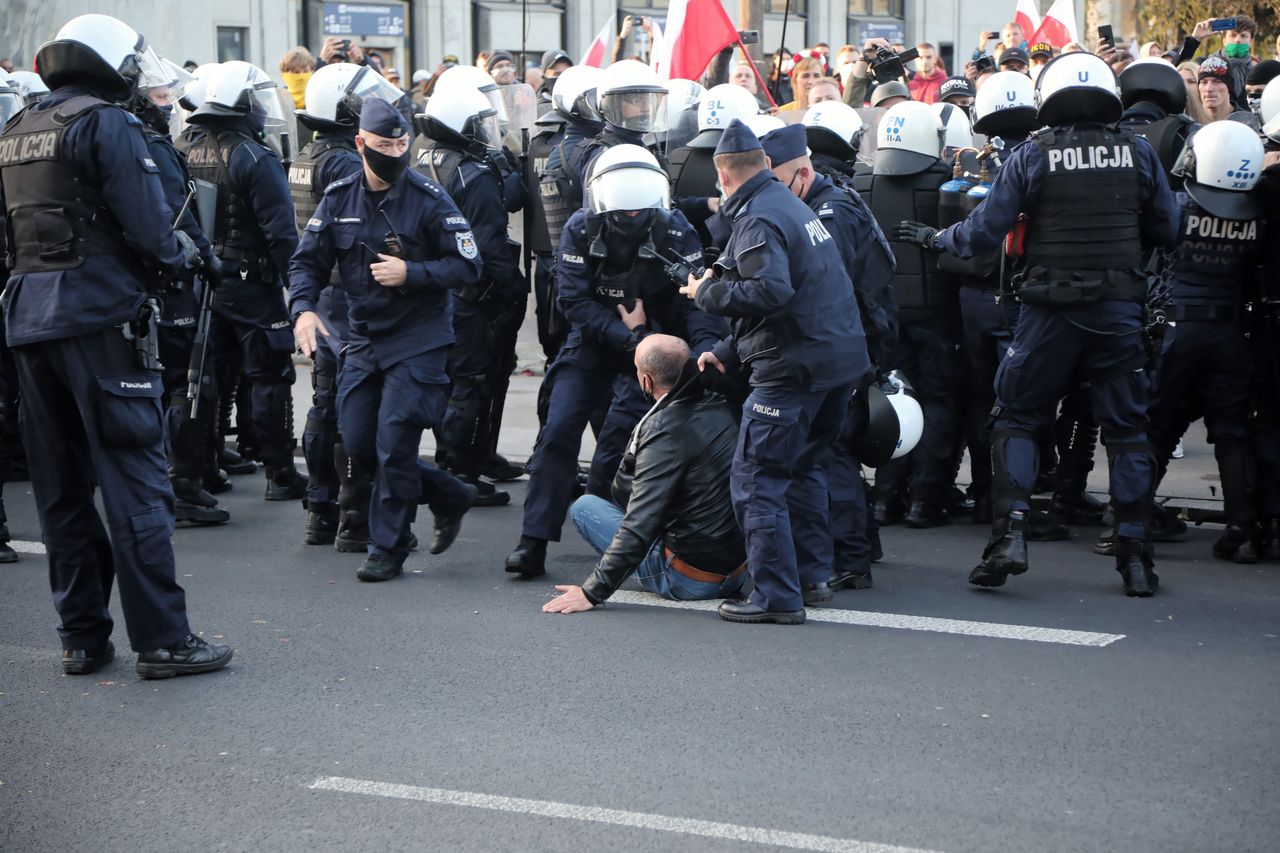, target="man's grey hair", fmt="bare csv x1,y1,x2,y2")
637,336,690,391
